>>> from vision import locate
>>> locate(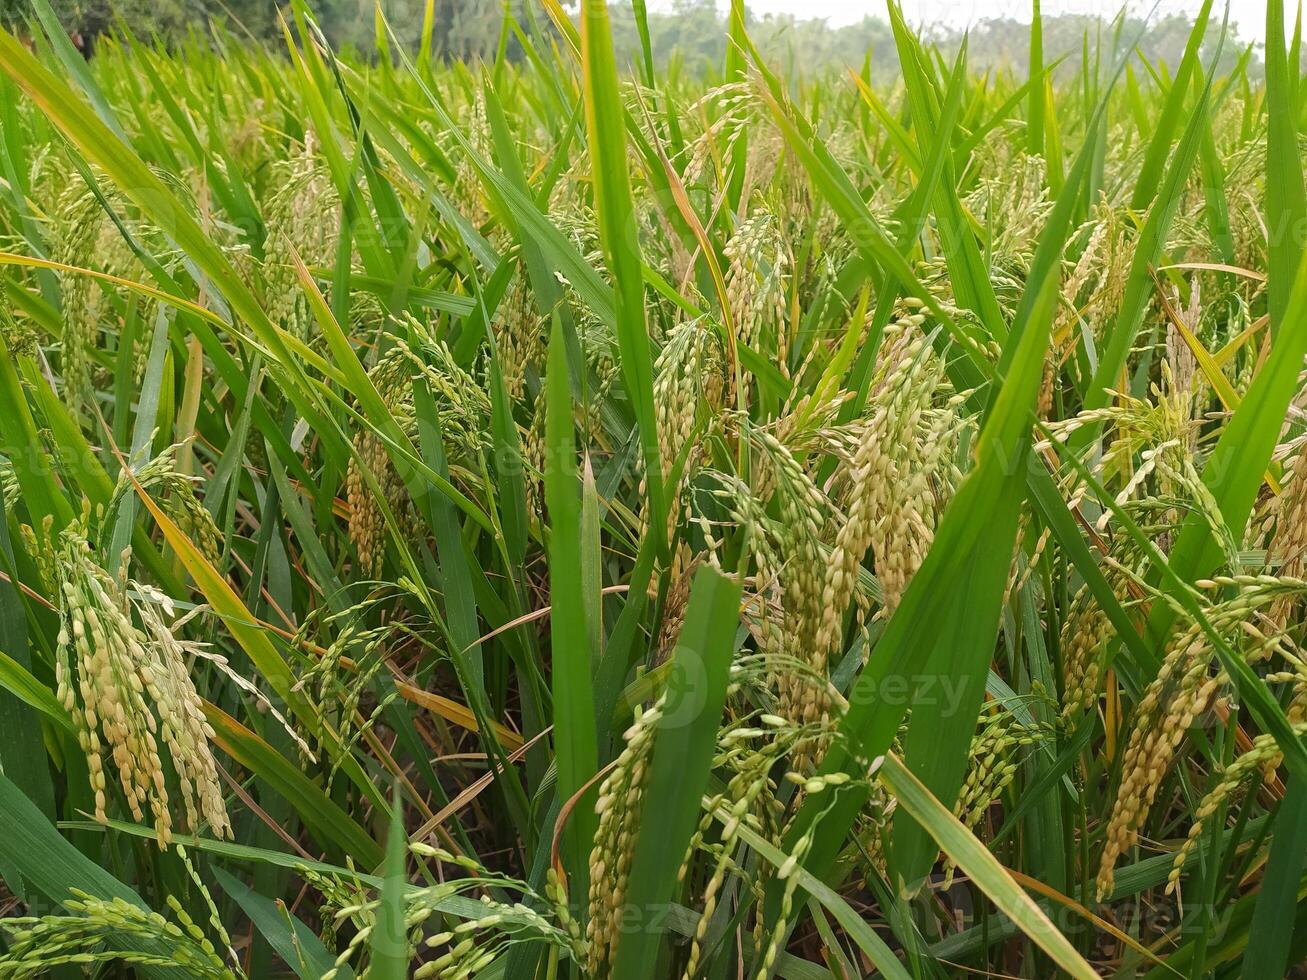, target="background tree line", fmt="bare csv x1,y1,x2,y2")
0,0,511,58
607,1,1257,79
0,0,1262,77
